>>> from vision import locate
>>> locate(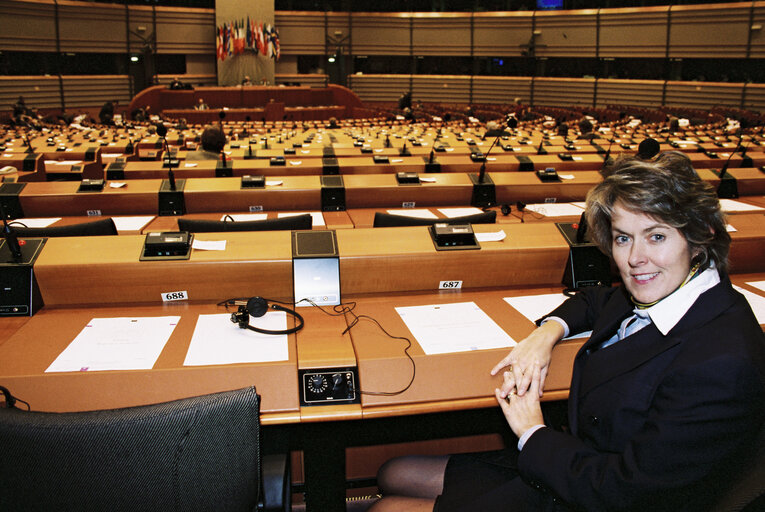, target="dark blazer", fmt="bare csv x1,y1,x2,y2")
518,276,765,511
